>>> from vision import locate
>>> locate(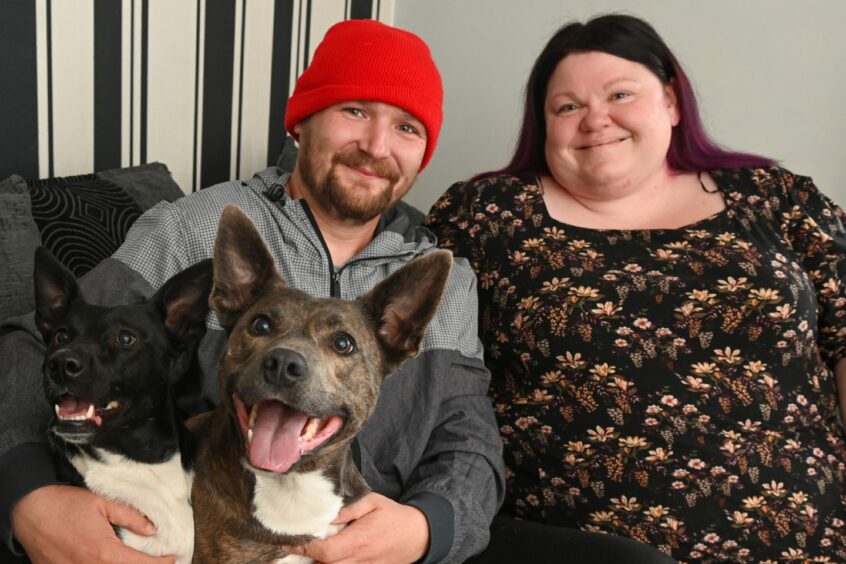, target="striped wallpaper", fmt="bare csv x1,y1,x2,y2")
0,0,394,194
